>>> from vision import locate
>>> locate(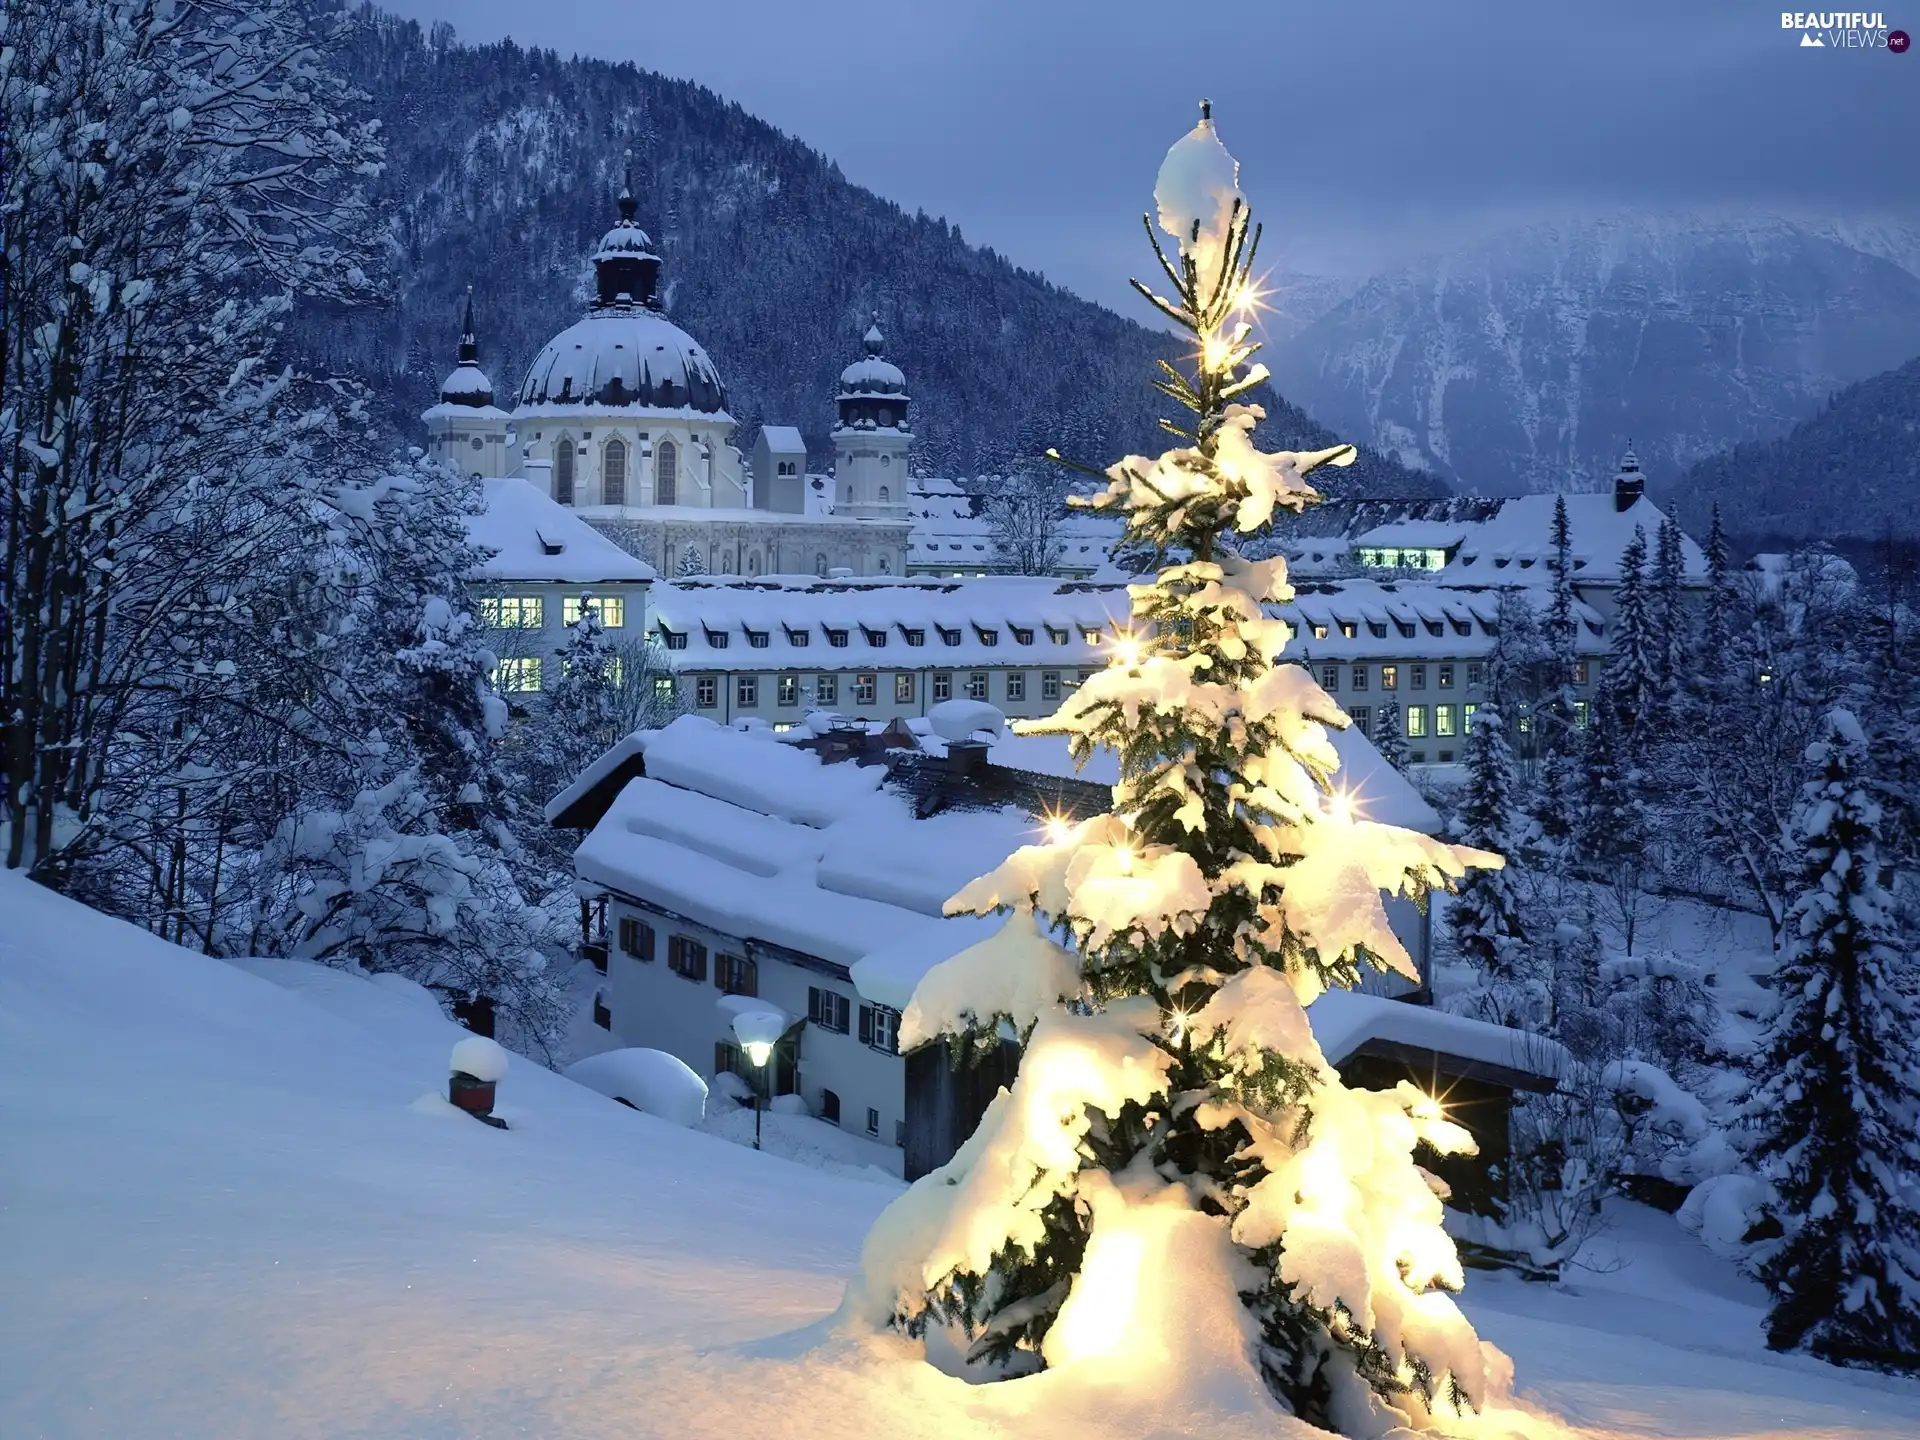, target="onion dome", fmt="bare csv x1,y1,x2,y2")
1612,439,1646,511
438,287,495,408
592,170,662,309
837,314,908,398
